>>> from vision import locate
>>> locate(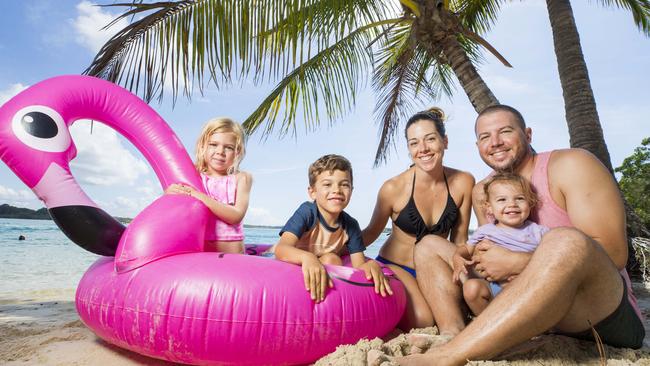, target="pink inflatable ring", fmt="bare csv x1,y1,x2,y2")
0,75,406,365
